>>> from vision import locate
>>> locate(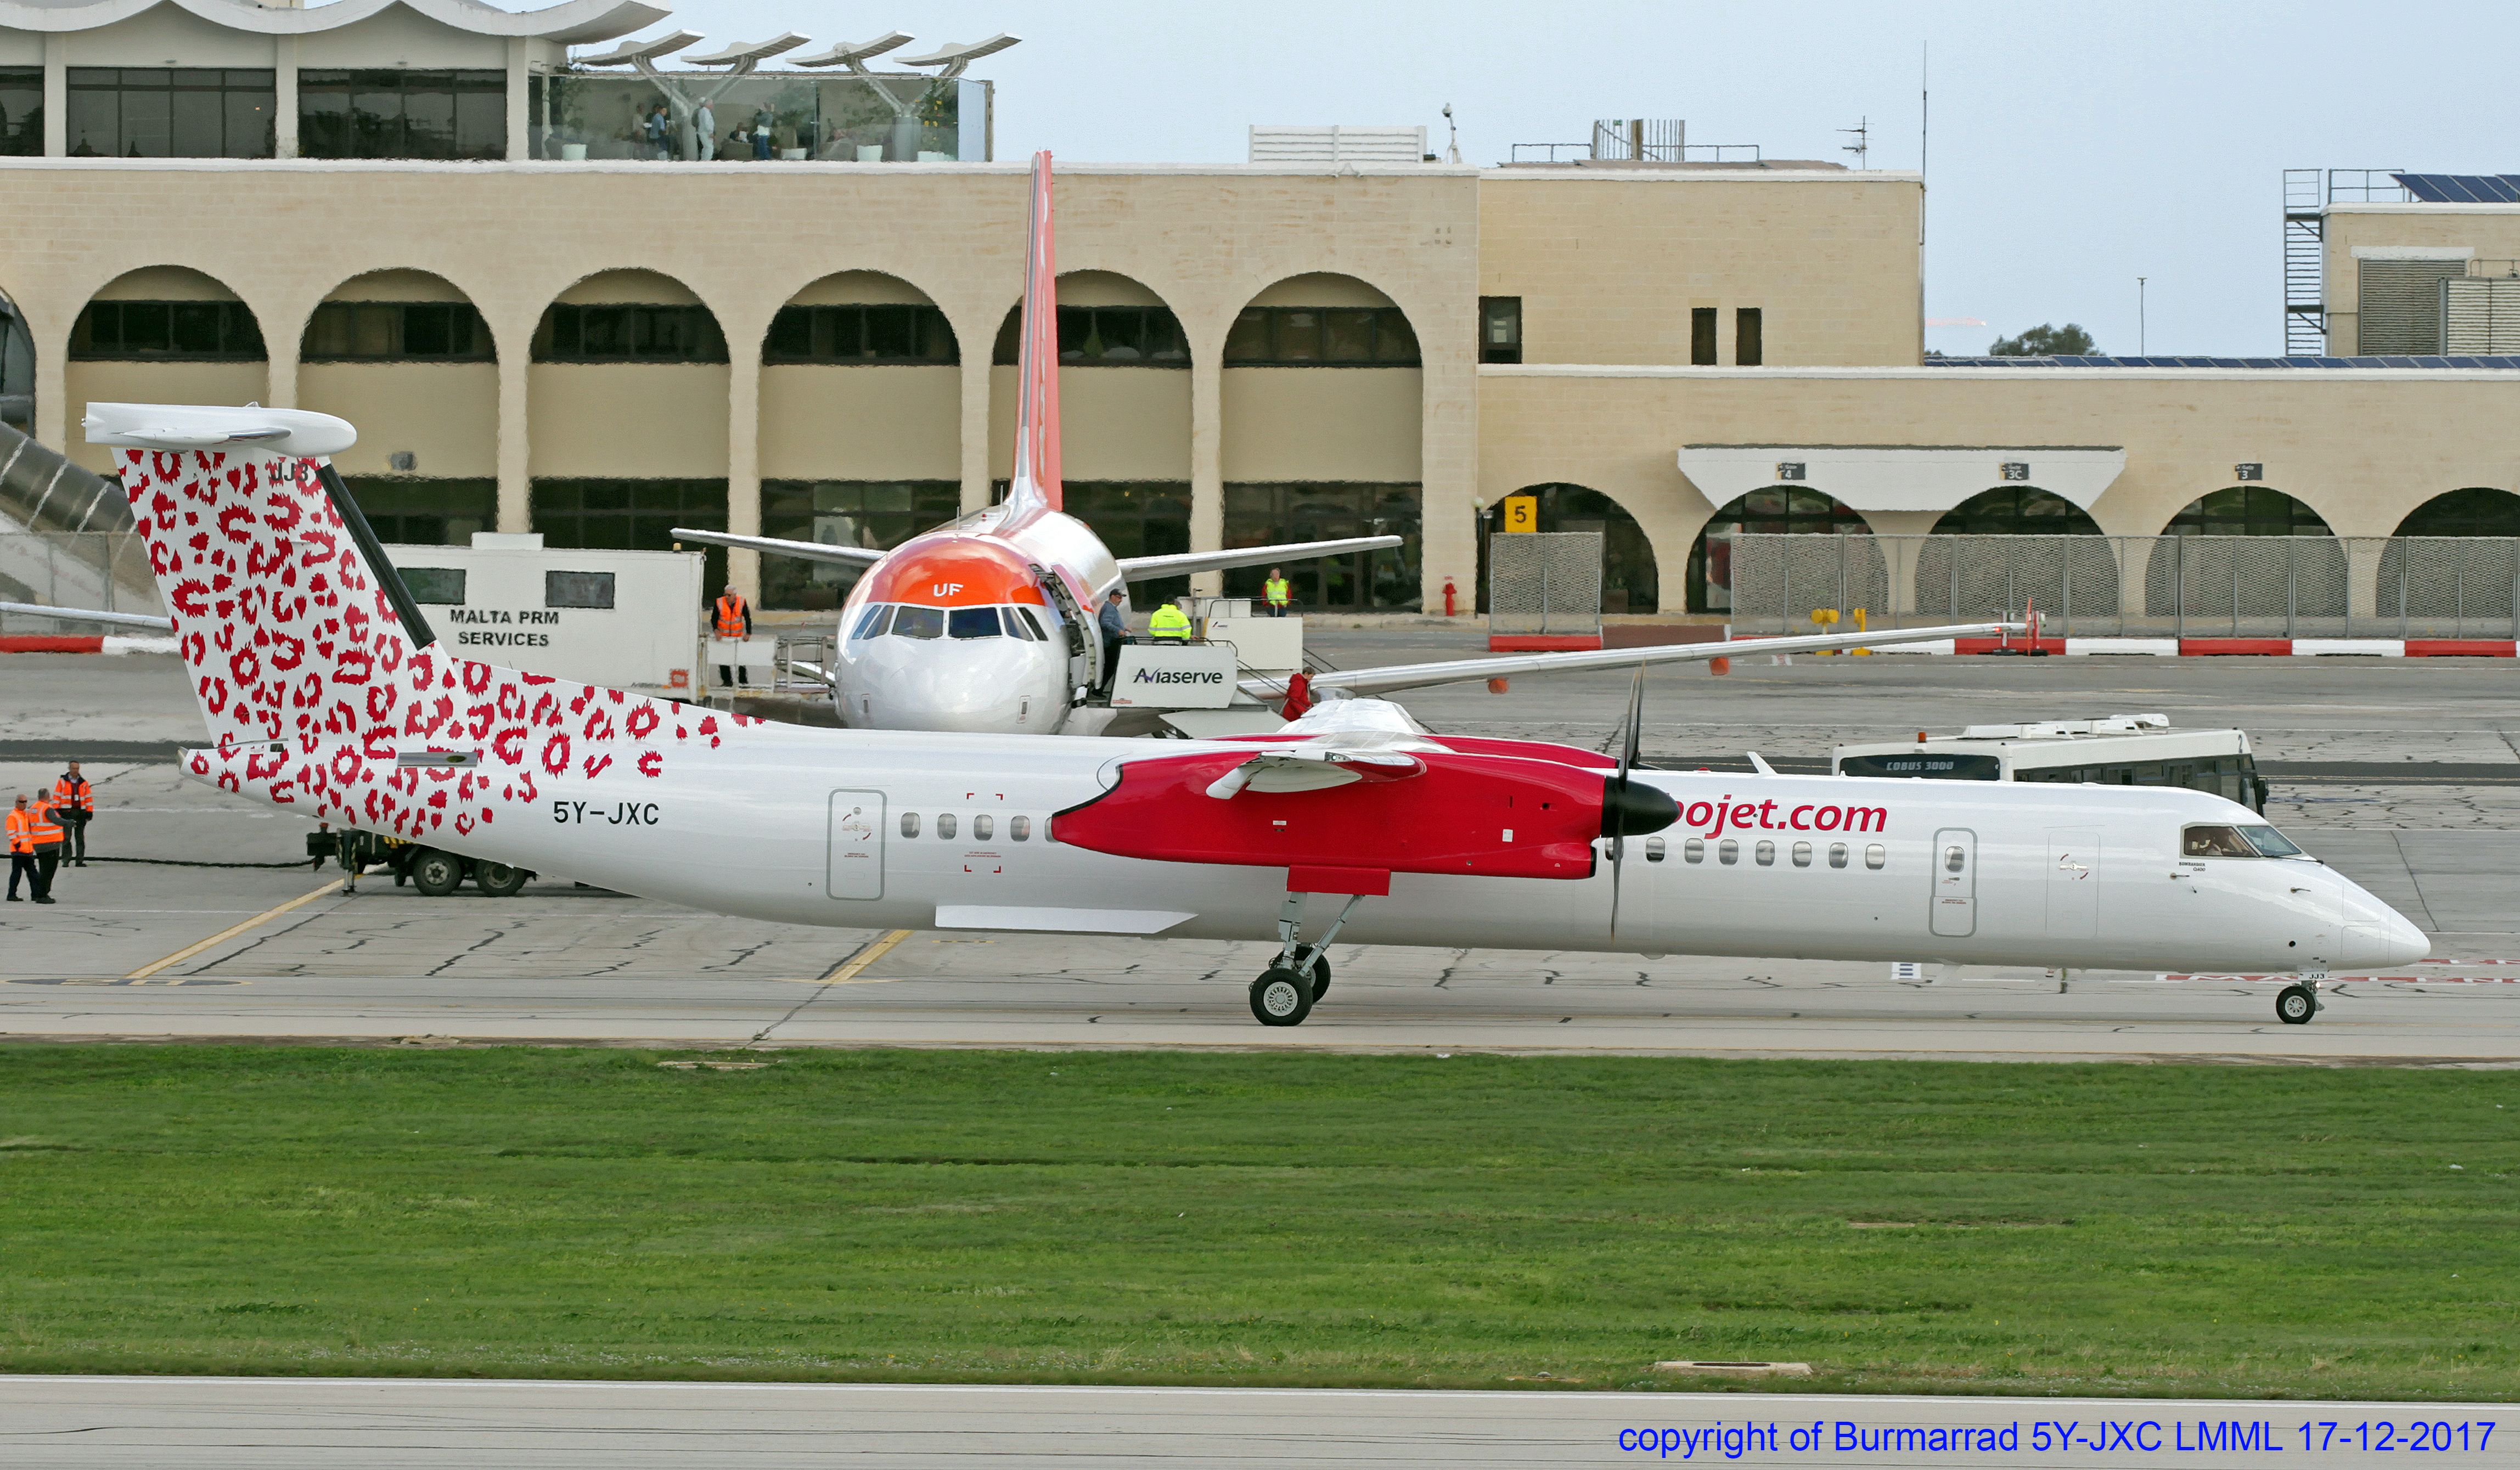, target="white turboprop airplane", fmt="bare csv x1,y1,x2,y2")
66,395,2426,1027
665,152,2010,736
